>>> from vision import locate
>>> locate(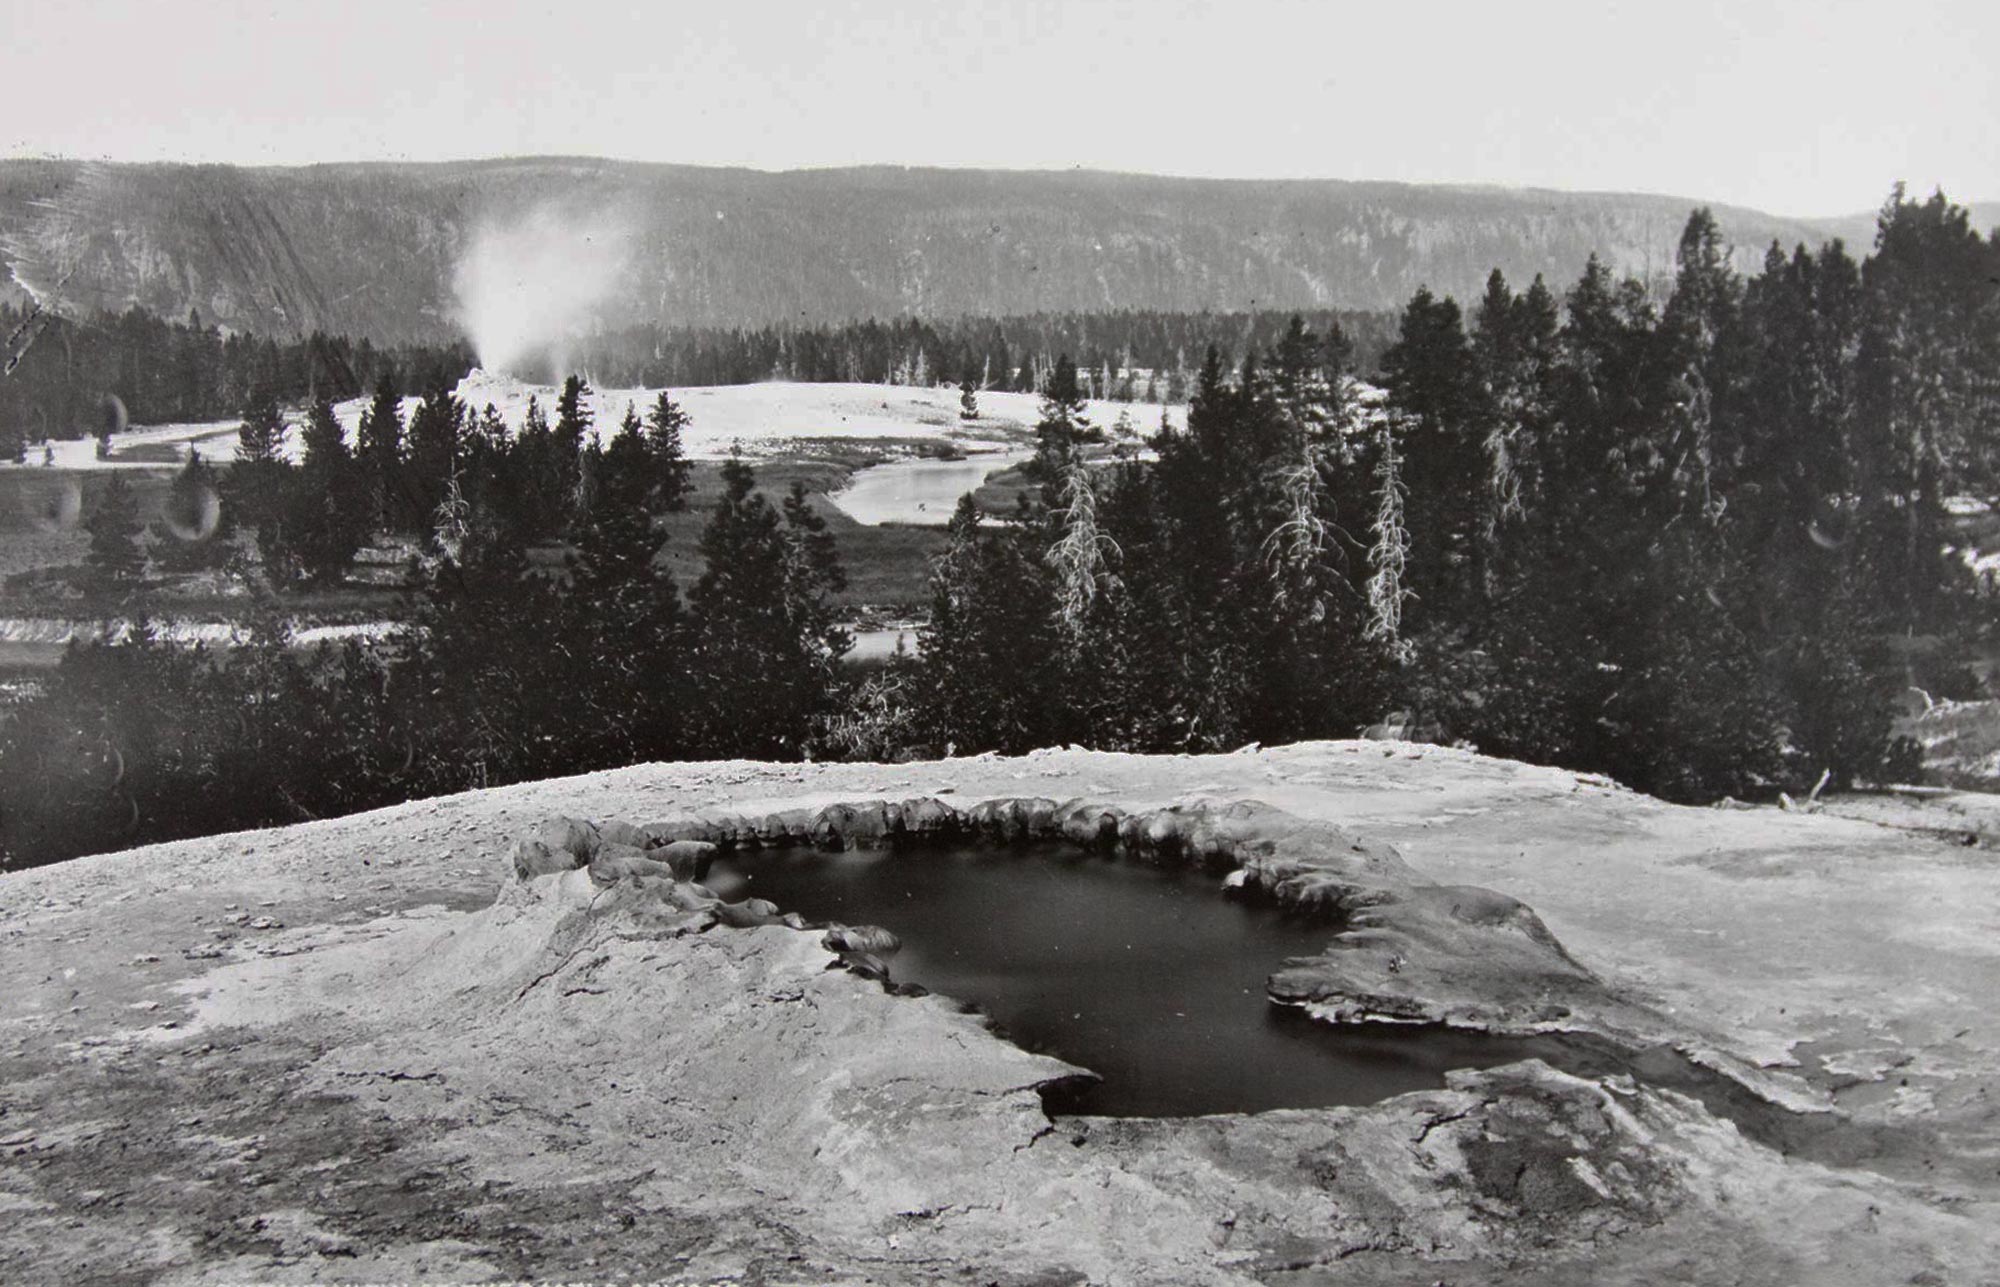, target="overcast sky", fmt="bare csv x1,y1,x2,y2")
3,0,1991,217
